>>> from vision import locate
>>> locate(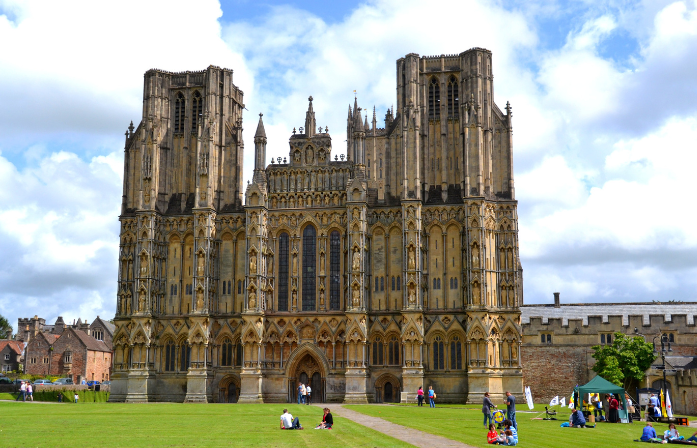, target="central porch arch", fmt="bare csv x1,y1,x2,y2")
218,374,240,403
285,343,330,403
